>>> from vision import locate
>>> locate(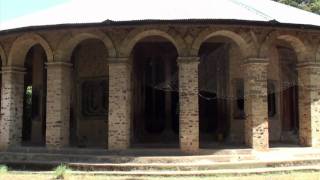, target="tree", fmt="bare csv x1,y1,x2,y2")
274,0,320,14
